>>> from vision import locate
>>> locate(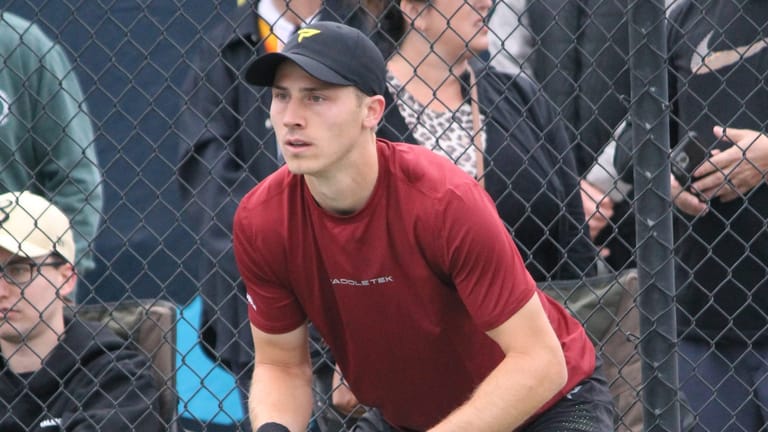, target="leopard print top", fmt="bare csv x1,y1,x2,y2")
386,71,486,179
